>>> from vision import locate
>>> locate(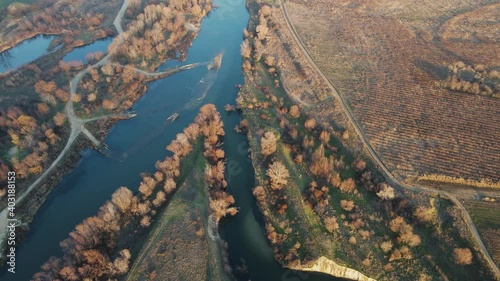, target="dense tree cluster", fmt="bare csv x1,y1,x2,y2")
32,186,135,280
0,0,118,53
197,104,237,223
111,0,212,67
442,61,499,98
0,102,63,183
389,216,421,247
